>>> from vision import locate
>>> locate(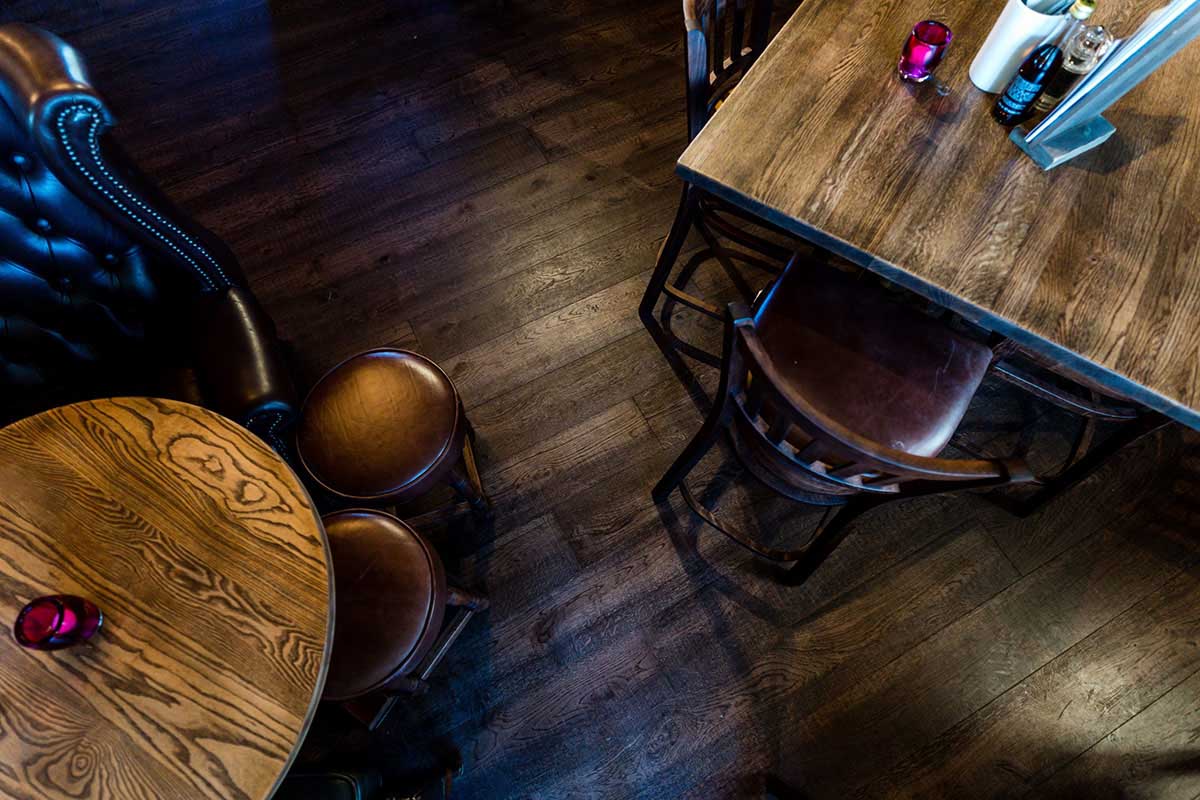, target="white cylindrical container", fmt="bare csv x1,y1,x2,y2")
969,0,1067,93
